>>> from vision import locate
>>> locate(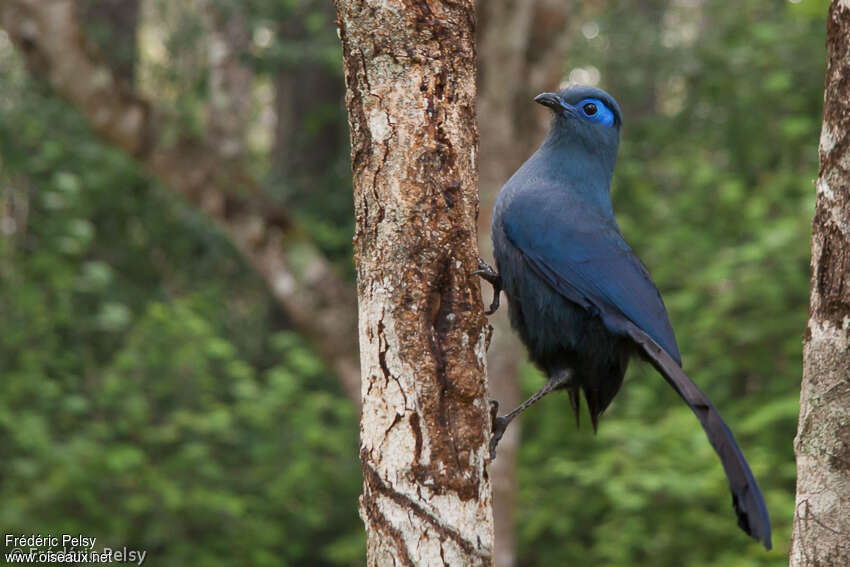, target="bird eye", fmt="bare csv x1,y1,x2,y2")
577,98,616,127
